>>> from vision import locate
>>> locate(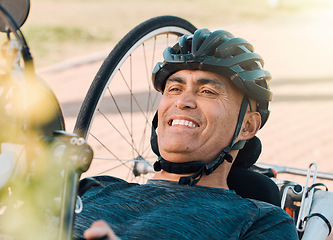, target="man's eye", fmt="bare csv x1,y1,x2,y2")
202,89,215,95
168,87,181,92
